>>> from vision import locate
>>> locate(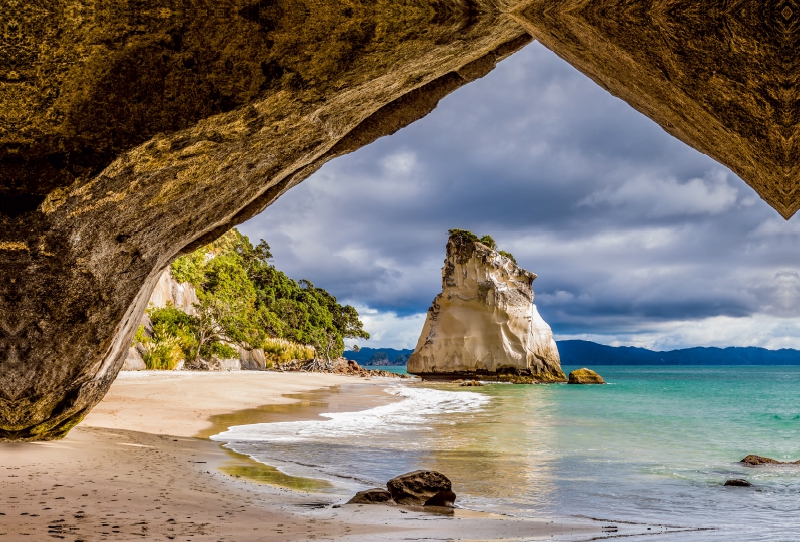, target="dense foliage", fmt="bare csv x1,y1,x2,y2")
169,229,370,361
448,228,516,264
